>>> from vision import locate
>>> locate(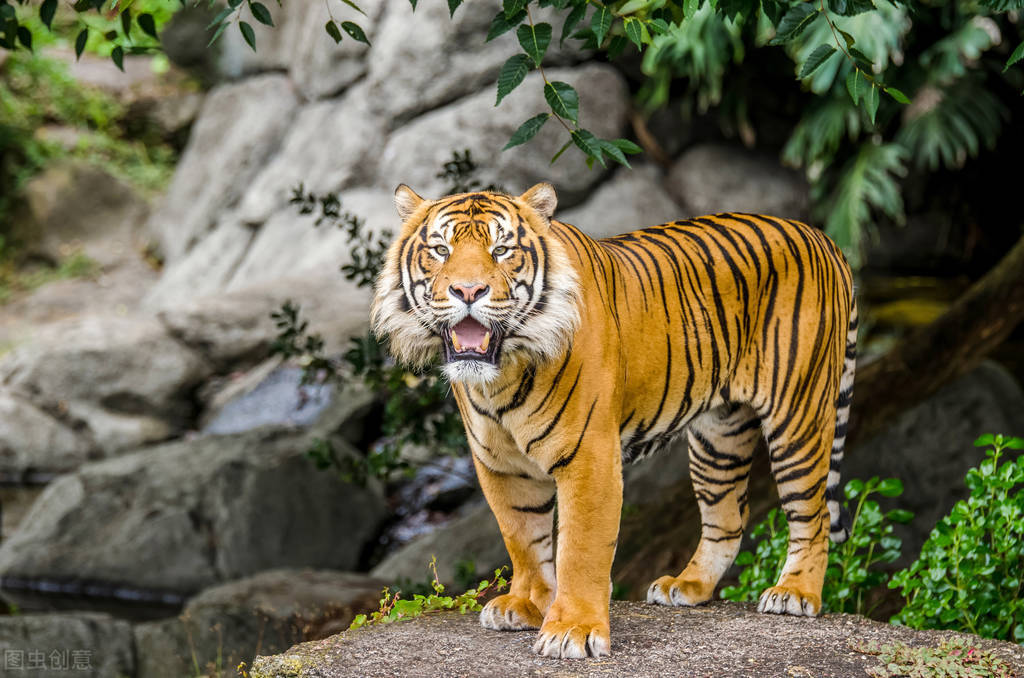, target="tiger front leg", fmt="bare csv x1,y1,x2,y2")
533,428,622,659
473,455,557,631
